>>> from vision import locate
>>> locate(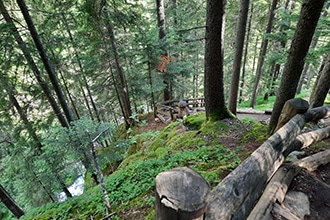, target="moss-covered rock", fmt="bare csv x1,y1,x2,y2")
183,112,206,130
